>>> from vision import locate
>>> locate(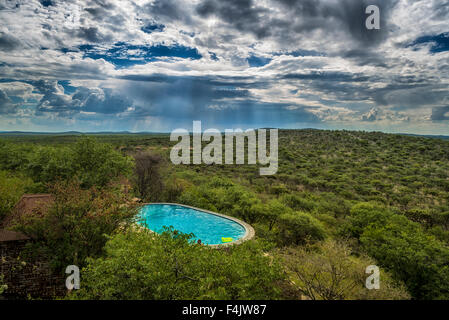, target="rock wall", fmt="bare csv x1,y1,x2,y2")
0,240,66,299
